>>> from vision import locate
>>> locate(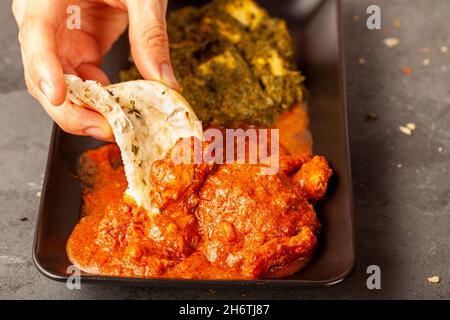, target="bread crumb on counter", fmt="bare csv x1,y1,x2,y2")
428,276,440,284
